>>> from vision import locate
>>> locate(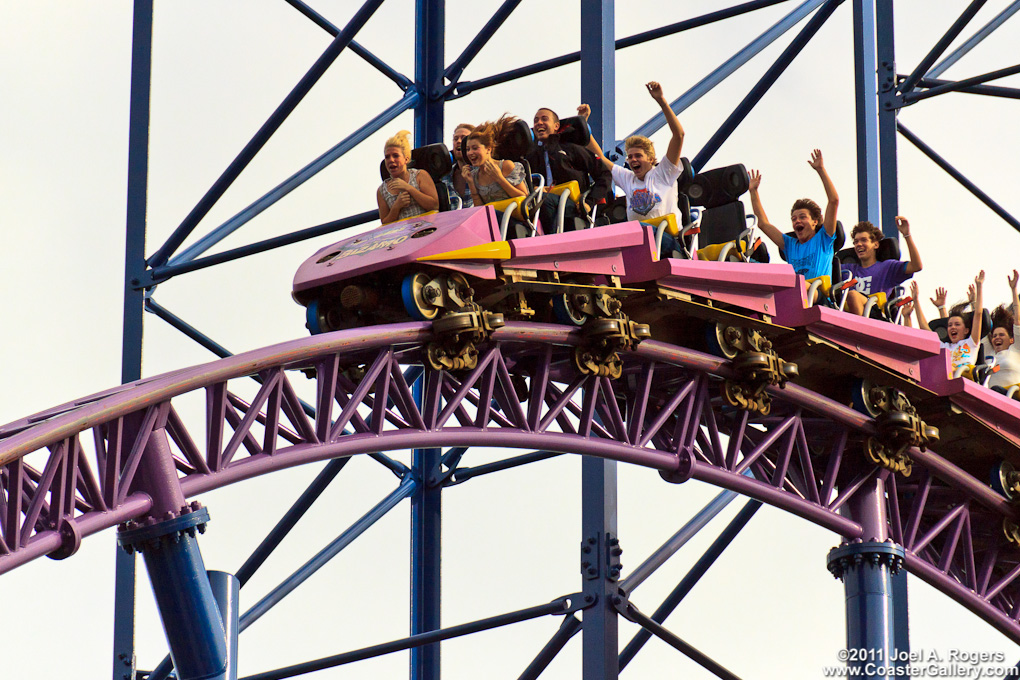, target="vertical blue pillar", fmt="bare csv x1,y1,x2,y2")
410,377,442,680
115,2,153,678
581,0,616,153
411,4,444,675
853,0,881,225
580,5,618,678
414,0,444,145
876,0,900,238
828,476,909,677
581,457,620,679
